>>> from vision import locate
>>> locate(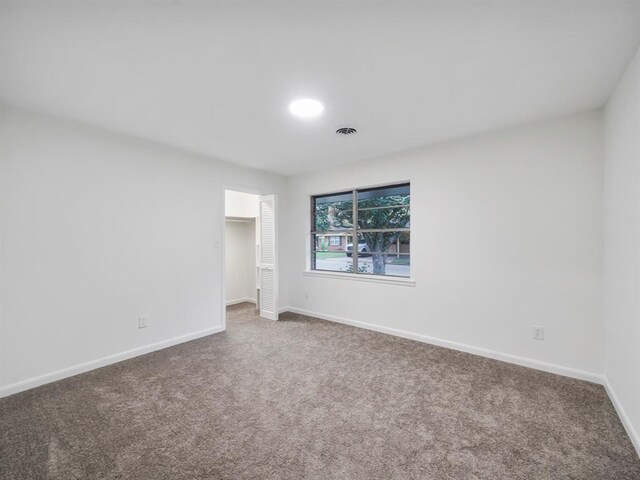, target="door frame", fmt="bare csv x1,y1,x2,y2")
221,186,277,330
